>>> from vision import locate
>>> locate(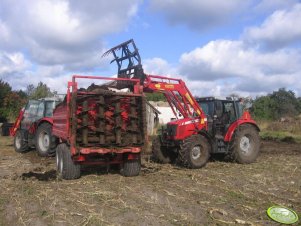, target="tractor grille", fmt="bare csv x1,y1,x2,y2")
166,124,177,136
